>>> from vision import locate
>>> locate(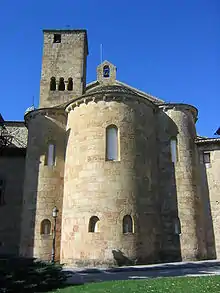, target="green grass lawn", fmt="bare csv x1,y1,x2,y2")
53,276,220,293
